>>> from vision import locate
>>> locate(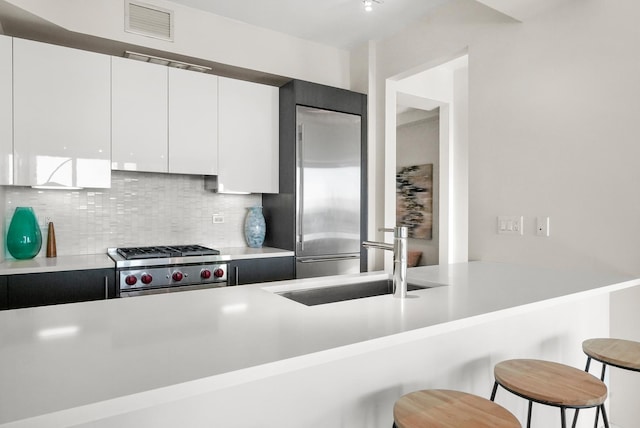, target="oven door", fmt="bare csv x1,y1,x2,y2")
119,282,226,298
